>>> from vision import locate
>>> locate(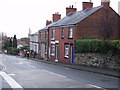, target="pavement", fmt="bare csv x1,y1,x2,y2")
28,57,120,78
